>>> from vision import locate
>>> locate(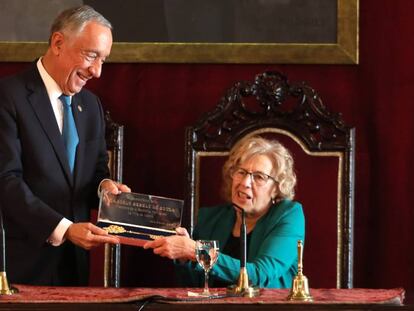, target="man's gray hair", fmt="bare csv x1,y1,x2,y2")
49,5,112,45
